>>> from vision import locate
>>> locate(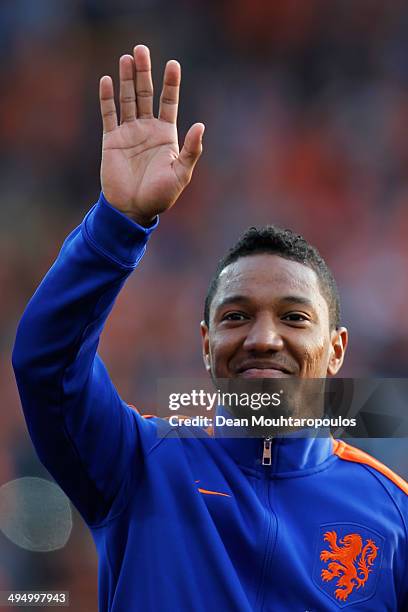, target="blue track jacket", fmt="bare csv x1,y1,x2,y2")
12,194,408,611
